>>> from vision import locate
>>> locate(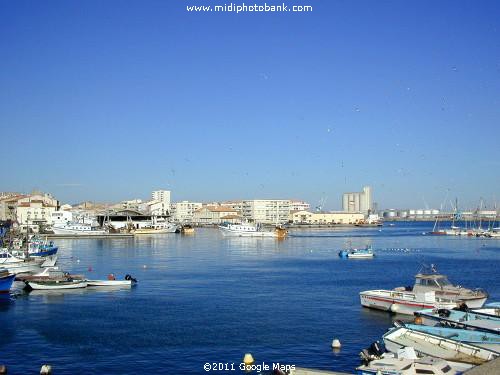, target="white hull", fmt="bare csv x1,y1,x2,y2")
383,327,498,365
87,280,132,286
219,227,278,237
360,290,457,315
52,226,107,235
133,228,176,234
28,280,88,290
347,253,374,258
